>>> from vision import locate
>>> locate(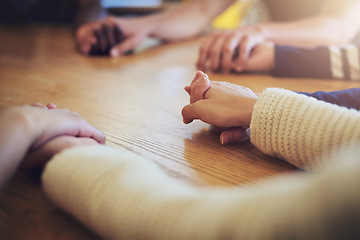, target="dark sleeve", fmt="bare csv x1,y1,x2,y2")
271,45,360,81
297,88,360,110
